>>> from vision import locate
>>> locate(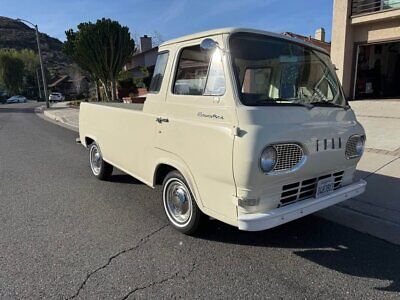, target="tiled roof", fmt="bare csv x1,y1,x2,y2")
282,32,331,53
48,75,88,87
48,75,69,88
